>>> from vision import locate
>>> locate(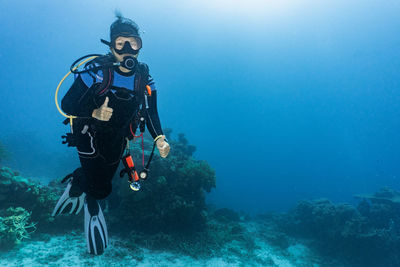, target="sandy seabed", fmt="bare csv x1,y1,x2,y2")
0,222,325,267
